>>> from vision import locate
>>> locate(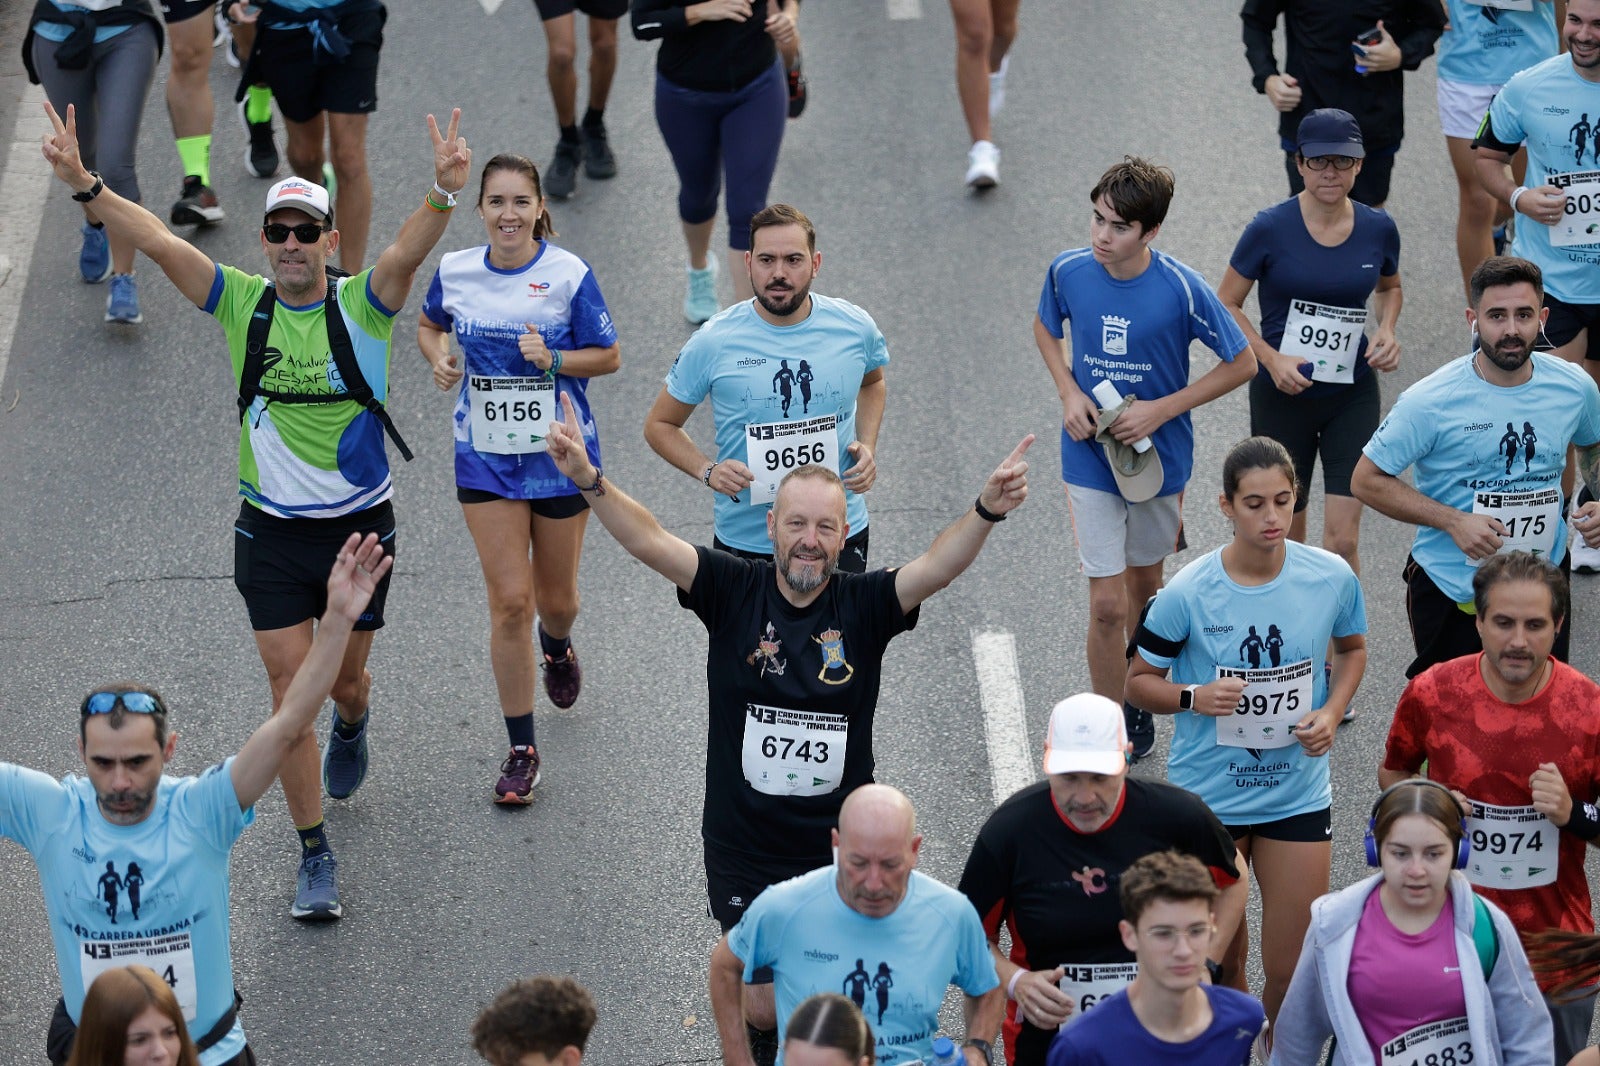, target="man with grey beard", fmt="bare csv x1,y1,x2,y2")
544,394,1031,1065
